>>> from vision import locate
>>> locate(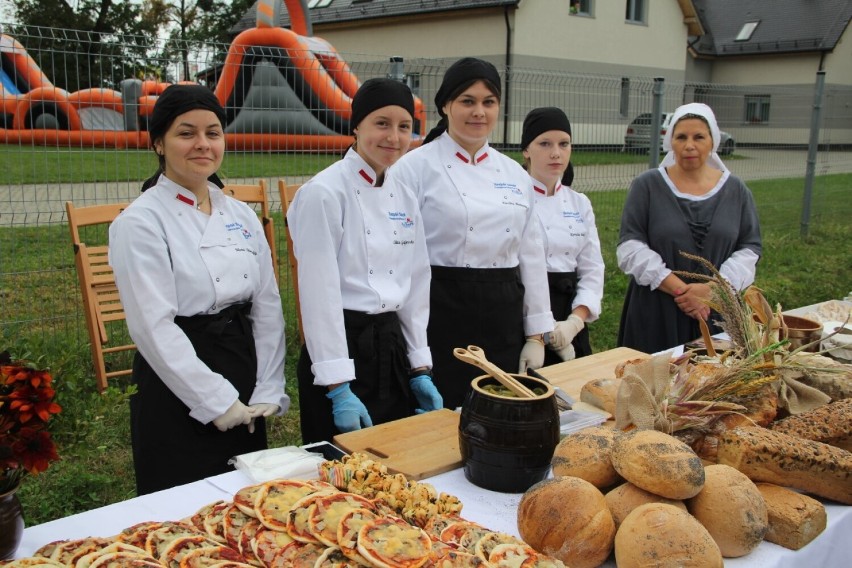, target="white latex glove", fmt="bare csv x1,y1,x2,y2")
550,314,585,350
518,337,545,373
247,403,280,434
212,400,253,432
551,343,576,362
